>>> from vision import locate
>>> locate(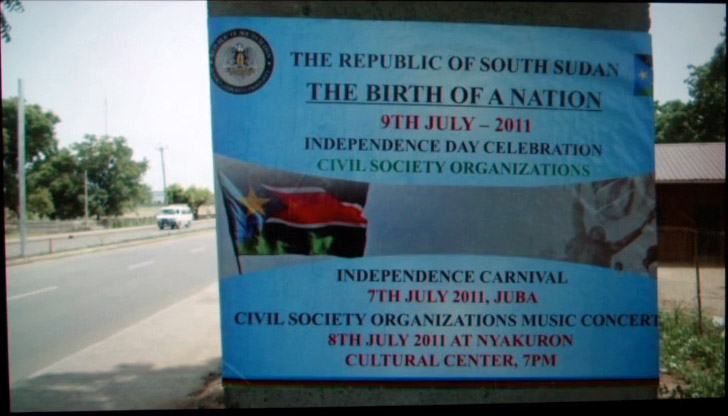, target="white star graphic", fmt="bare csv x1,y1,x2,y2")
639,70,650,80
